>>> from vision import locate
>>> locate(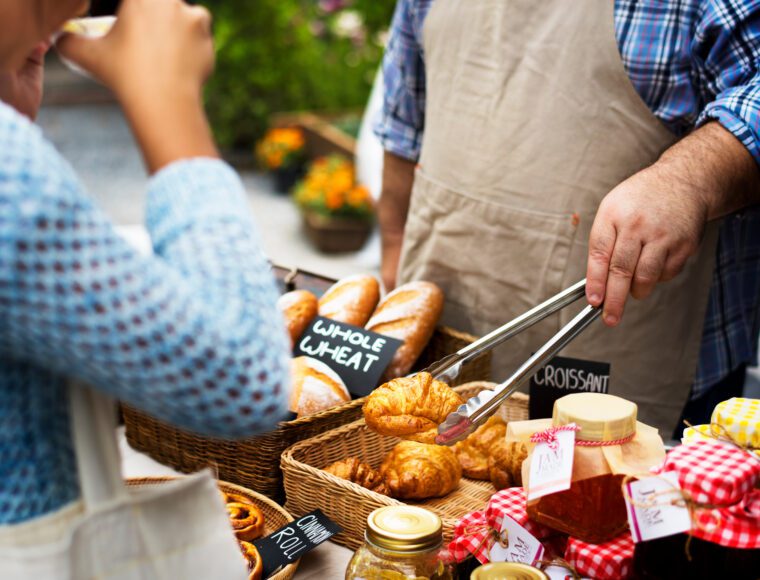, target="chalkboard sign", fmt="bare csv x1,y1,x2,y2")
529,355,610,418
294,316,403,397
253,510,342,578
